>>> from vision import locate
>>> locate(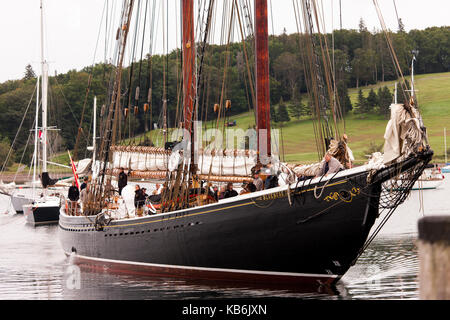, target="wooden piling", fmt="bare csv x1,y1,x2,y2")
418,216,450,299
